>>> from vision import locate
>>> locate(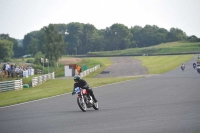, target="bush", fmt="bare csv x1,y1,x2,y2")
26,59,34,63
3,57,11,62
